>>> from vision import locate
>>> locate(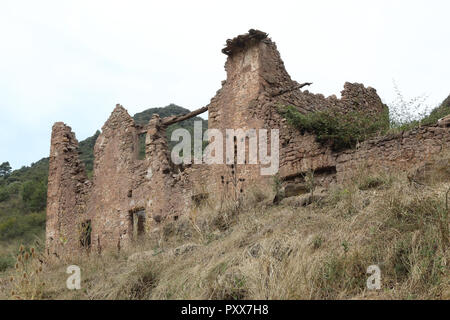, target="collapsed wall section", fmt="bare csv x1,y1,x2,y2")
274,82,387,183
211,30,387,188
140,114,185,222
